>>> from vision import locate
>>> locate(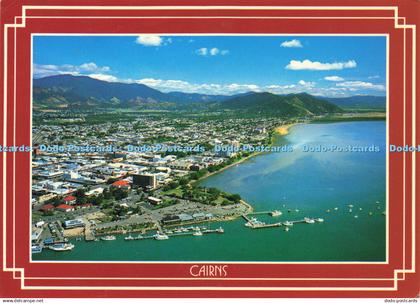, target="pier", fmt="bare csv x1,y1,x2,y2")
242,214,322,229
84,222,96,241
124,227,224,241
